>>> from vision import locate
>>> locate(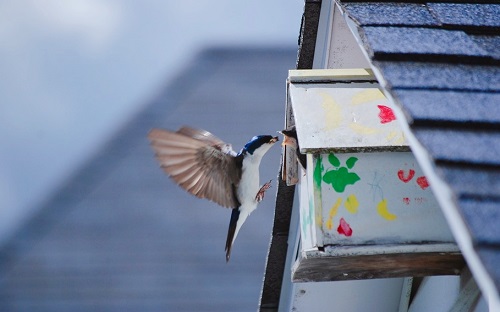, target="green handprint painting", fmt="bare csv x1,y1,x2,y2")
322,154,360,193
